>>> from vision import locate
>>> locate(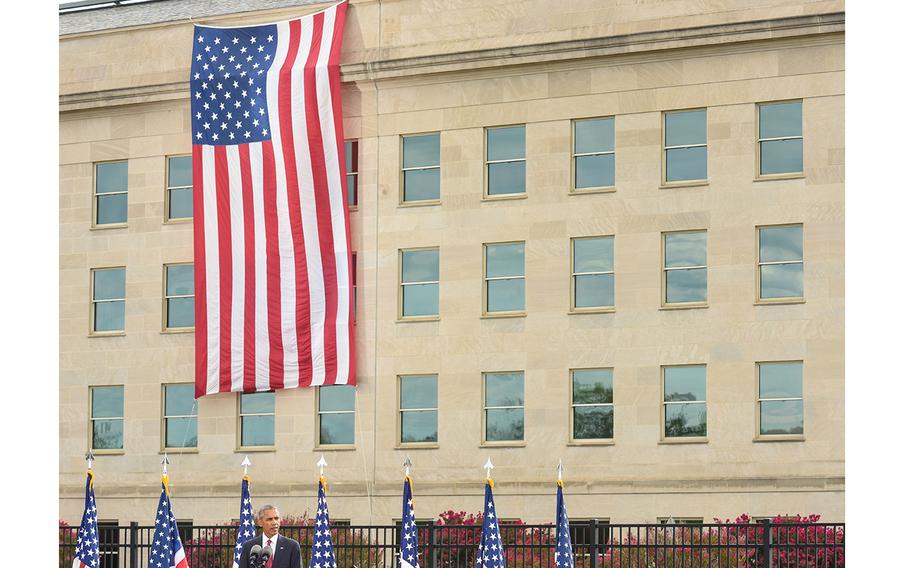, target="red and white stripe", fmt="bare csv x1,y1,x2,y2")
193,1,354,396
